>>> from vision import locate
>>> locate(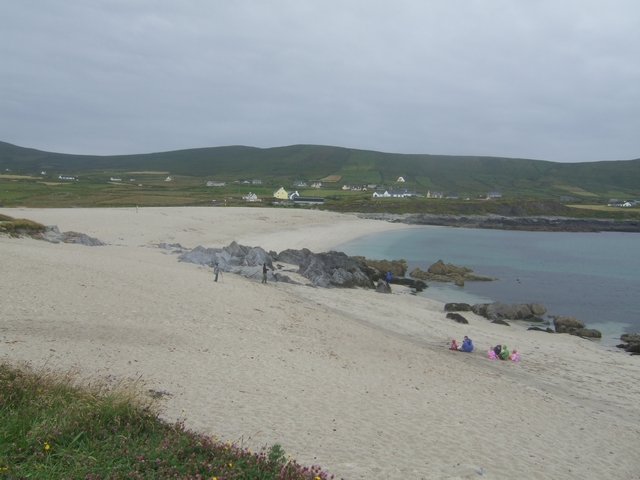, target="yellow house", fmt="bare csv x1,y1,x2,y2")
273,187,289,199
